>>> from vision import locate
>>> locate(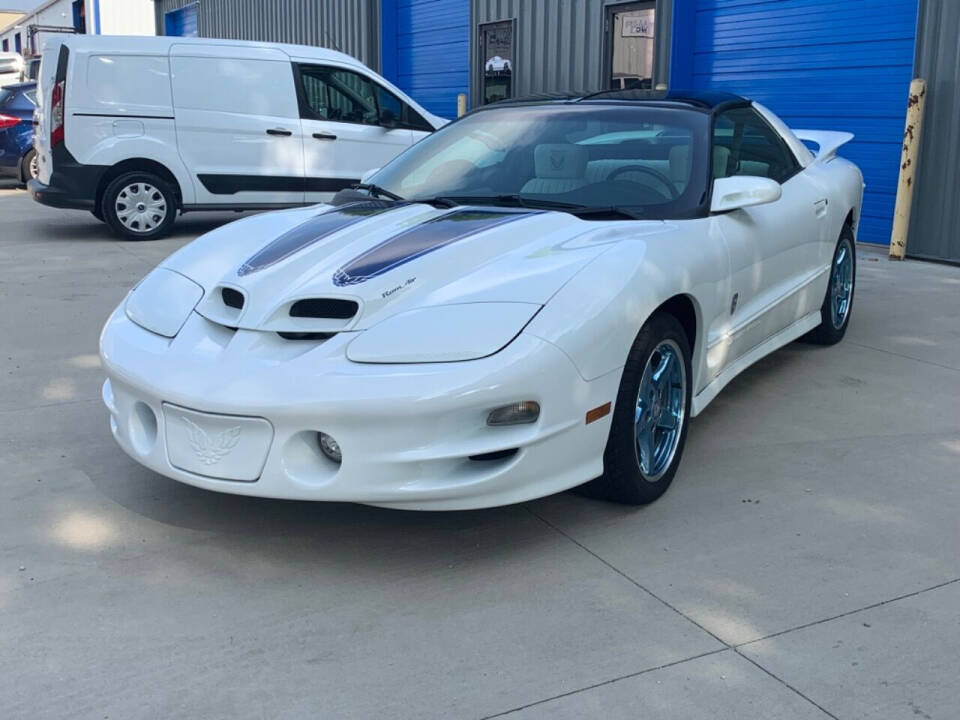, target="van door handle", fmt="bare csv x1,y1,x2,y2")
814,198,828,216
266,128,292,136
312,132,337,141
